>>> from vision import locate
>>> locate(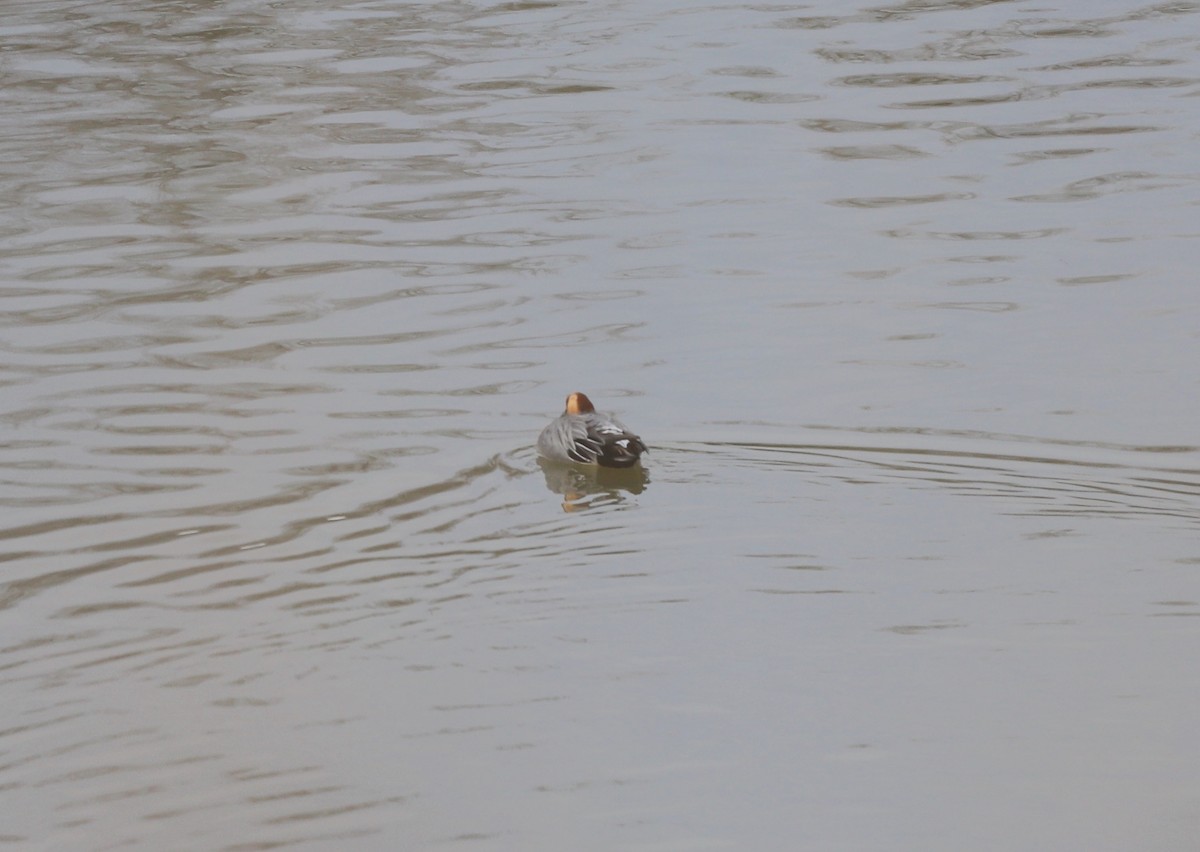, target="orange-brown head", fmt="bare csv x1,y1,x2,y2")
565,392,595,415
